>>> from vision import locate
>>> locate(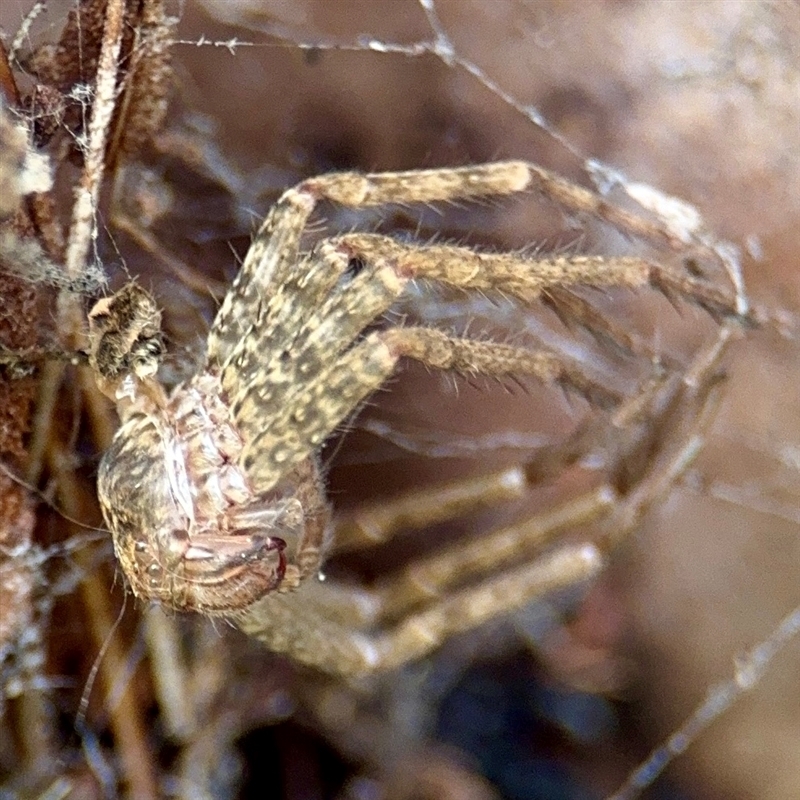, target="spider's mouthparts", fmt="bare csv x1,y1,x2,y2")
156,530,289,614
240,535,287,563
